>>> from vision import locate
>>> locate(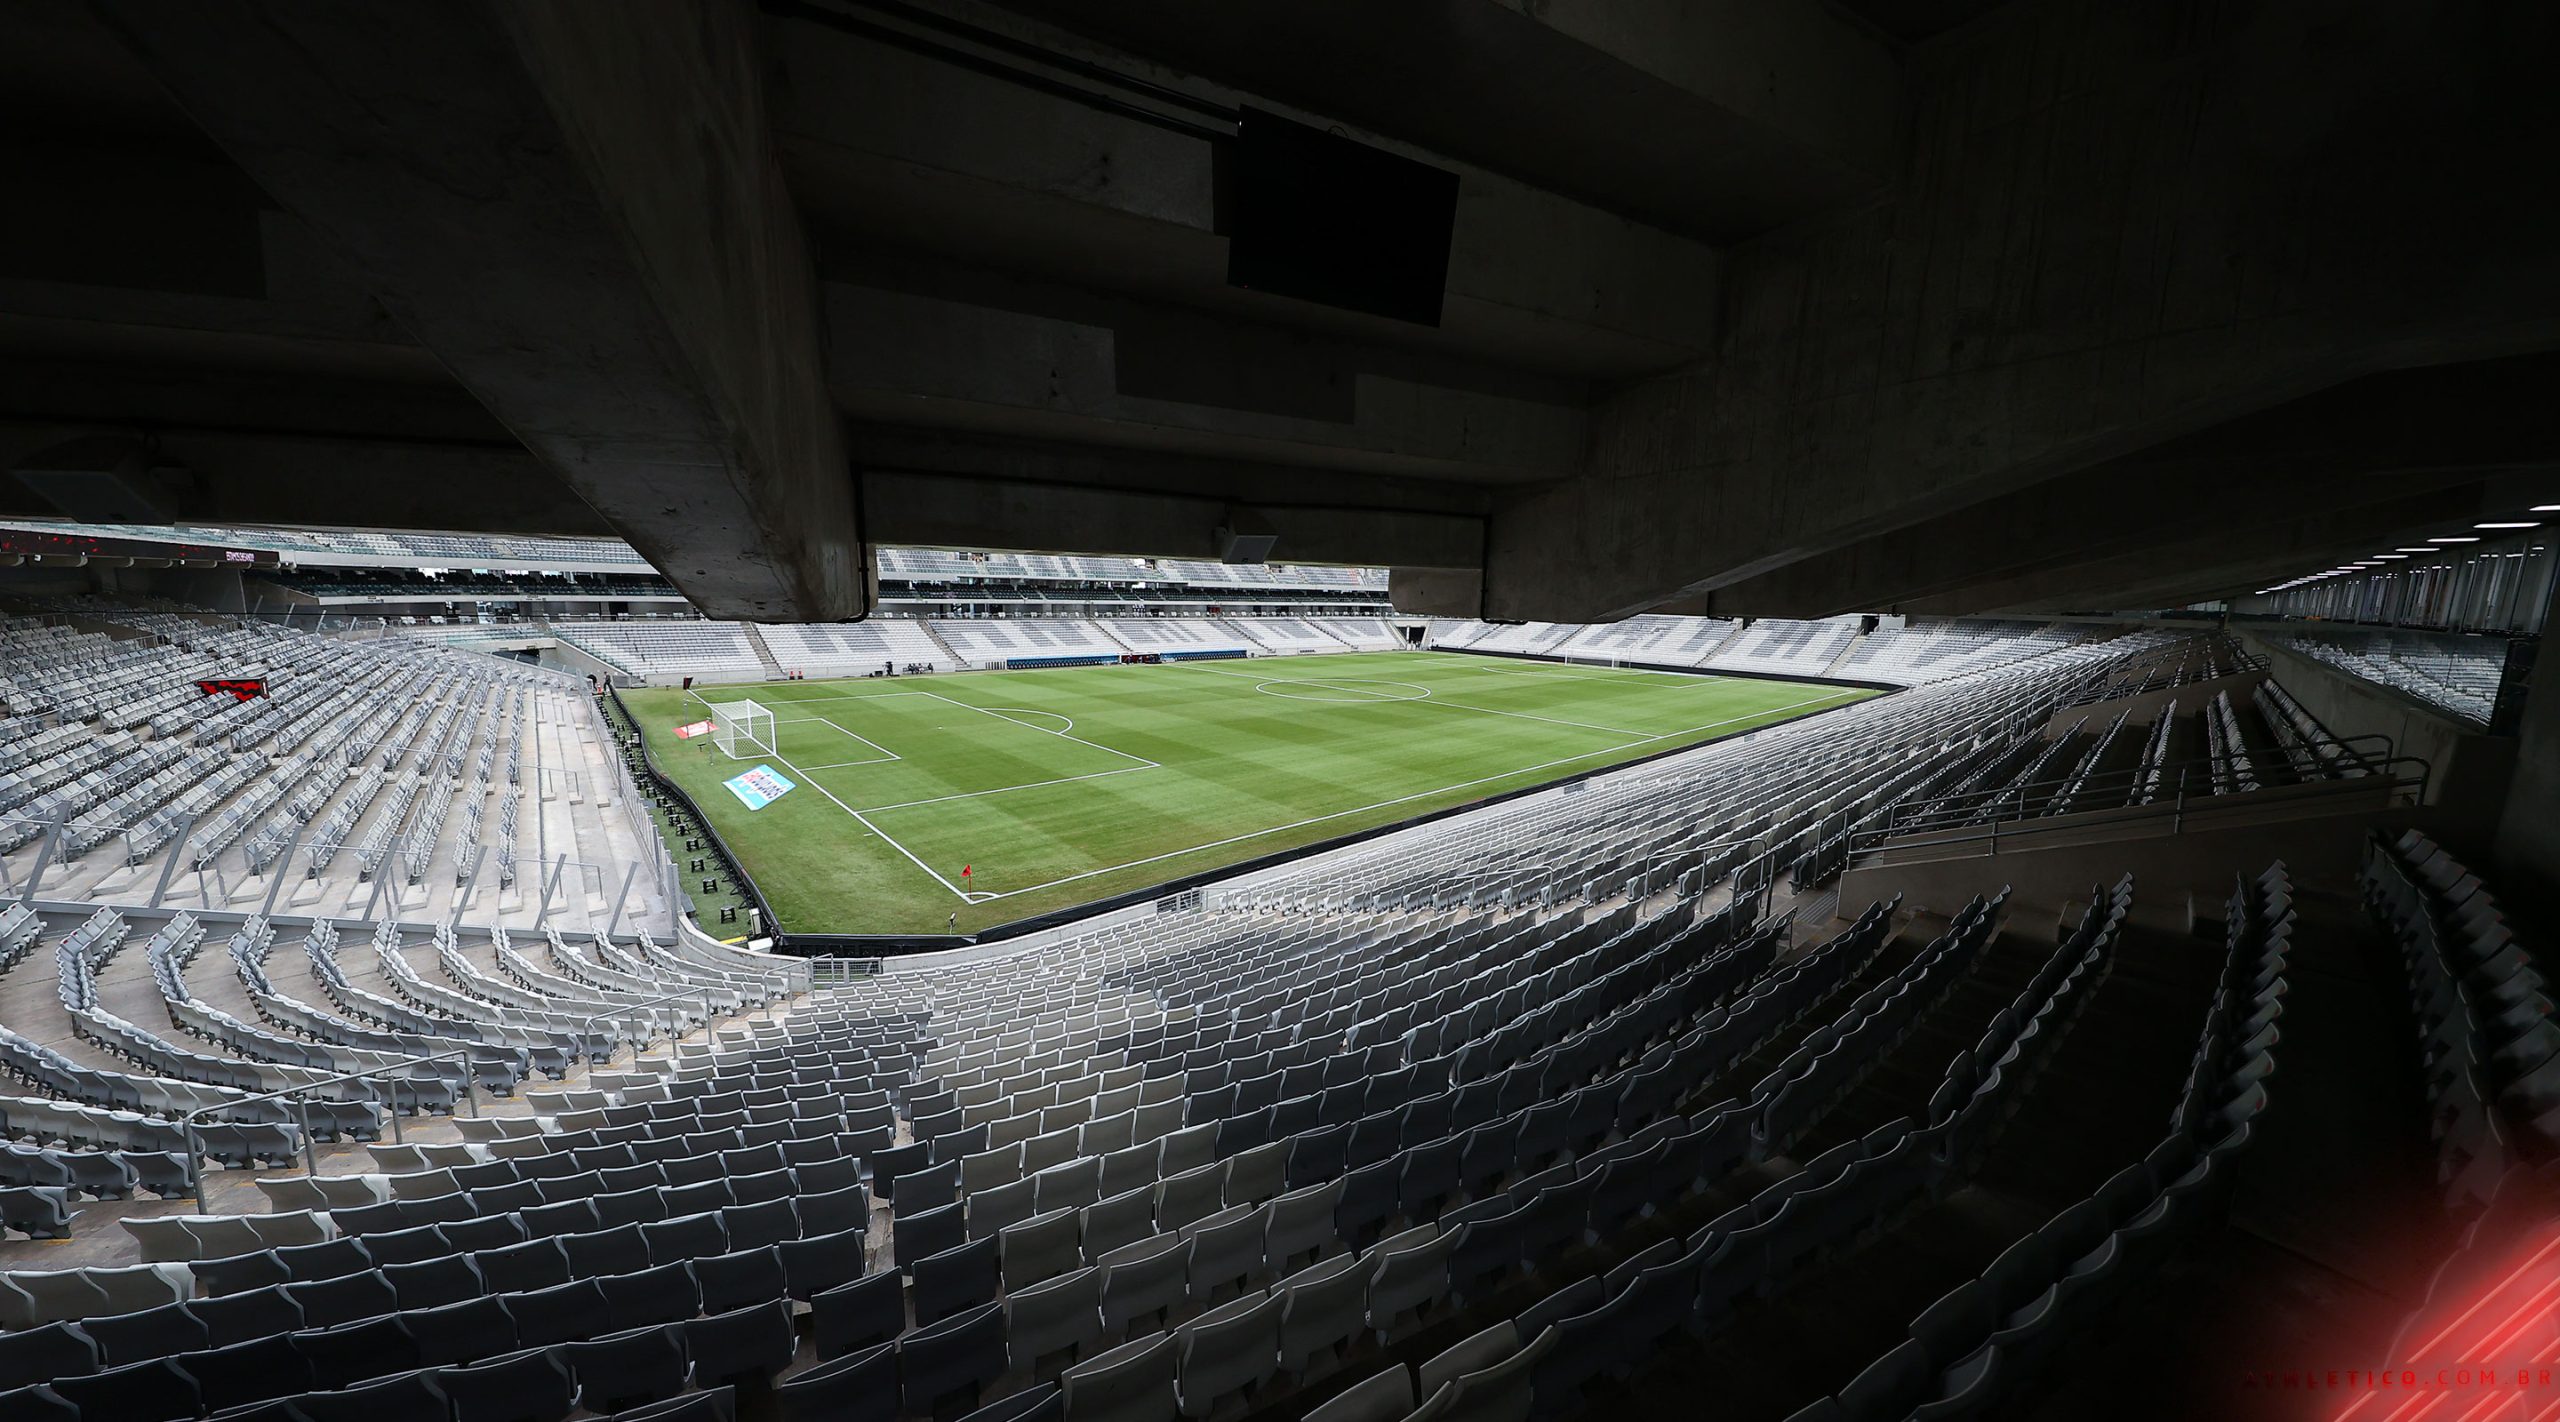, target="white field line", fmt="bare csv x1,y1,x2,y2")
859,764,1155,813
1250,679,1430,704
687,664,1866,907
749,689,945,706
957,684,1869,903
1423,699,1646,736
1434,655,1708,683
789,714,901,769
975,706,1076,733
1171,657,1652,736
684,687,976,902
916,691,1157,769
